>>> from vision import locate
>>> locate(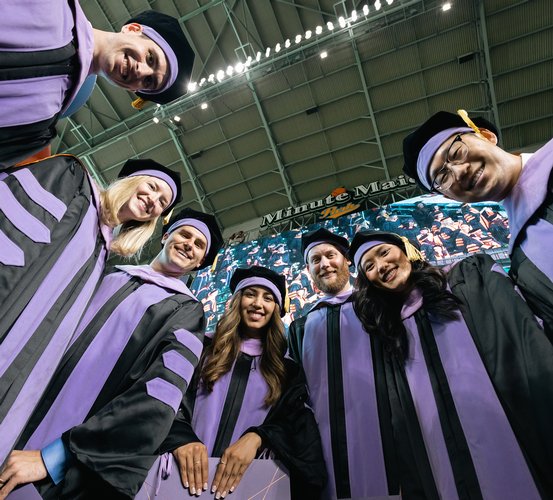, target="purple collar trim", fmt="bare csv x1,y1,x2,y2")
303,241,348,263
127,169,178,207
417,127,473,190
241,337,263,356
353,240,387,269
140,26,178,94
166,219,211,254
503,138,553,252
115,264,196,298
311,287,353,310
401,287,424,320
233,277,282,308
